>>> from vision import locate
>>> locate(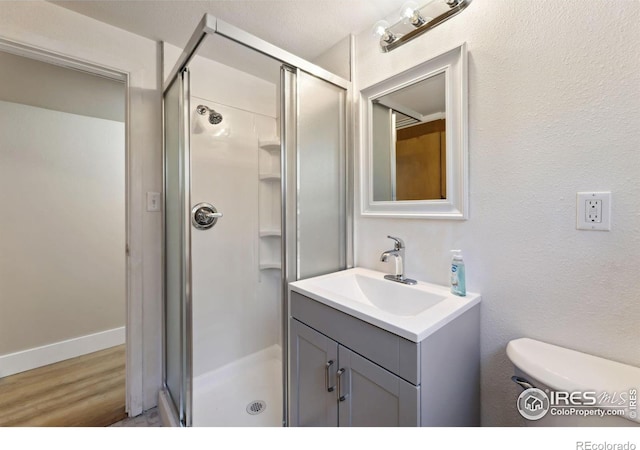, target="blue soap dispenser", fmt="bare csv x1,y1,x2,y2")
450,250,466,296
